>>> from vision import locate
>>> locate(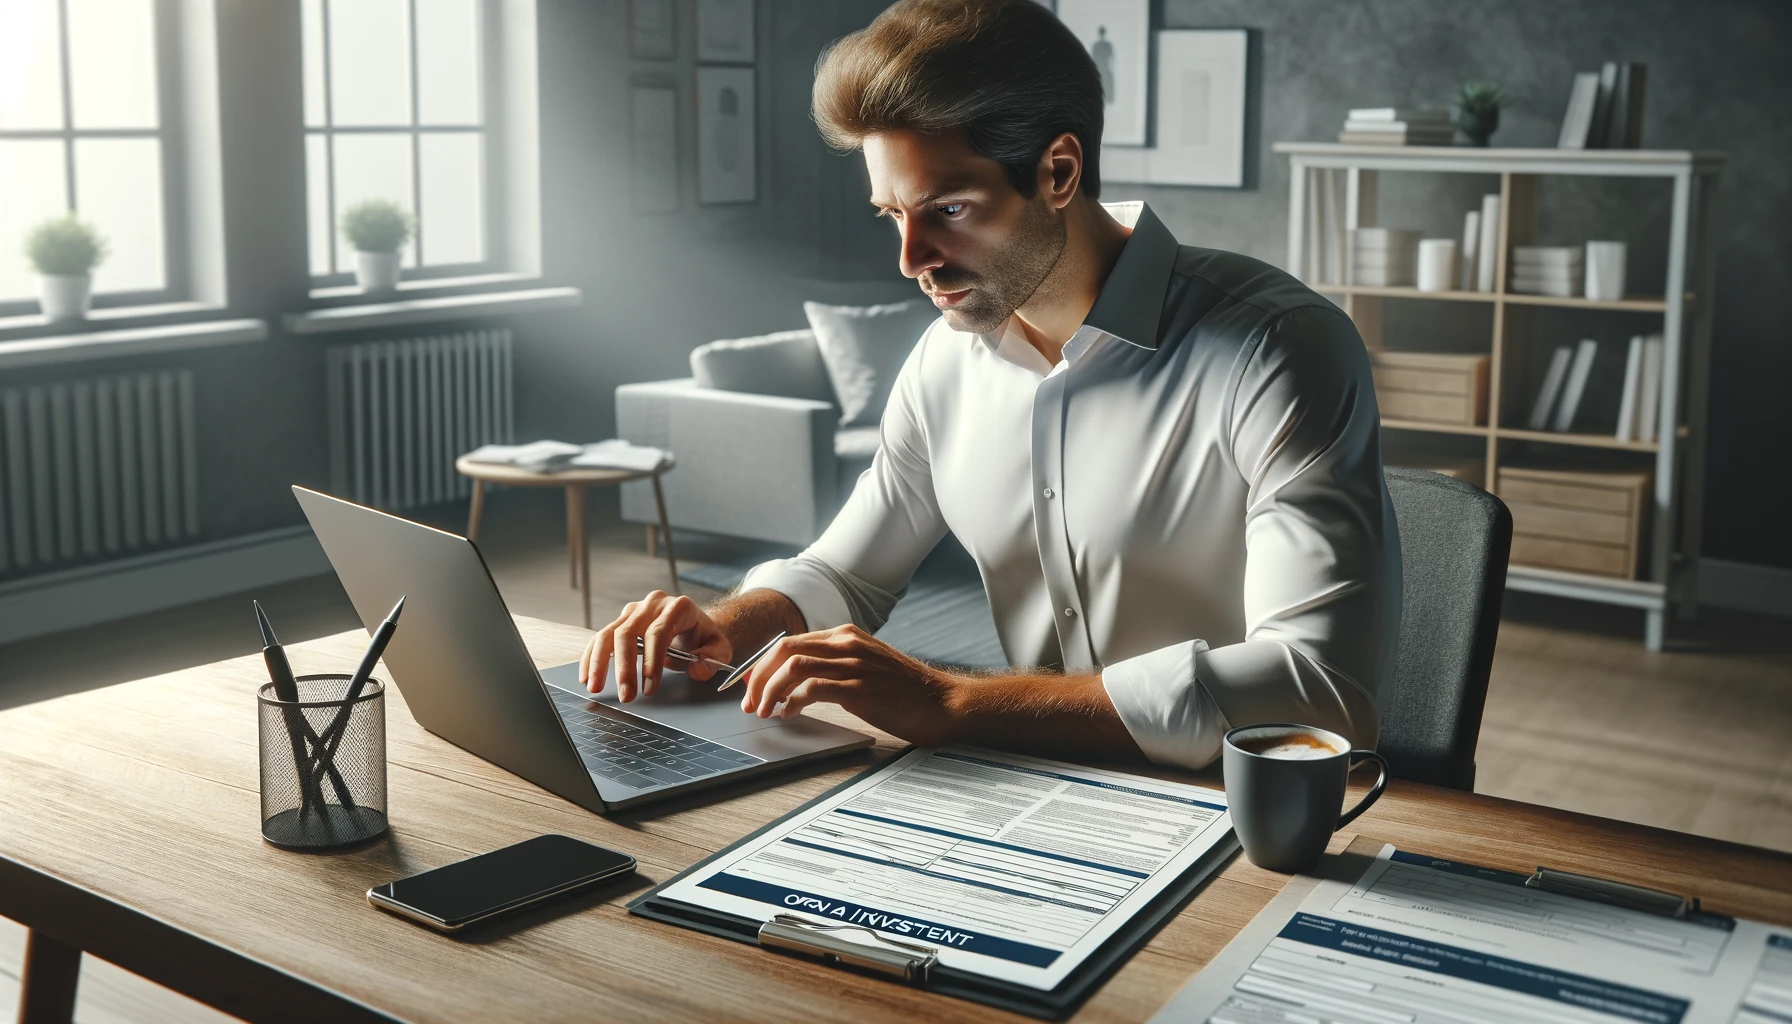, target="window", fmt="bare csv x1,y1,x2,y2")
302,0,491,283
0,0,177,310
